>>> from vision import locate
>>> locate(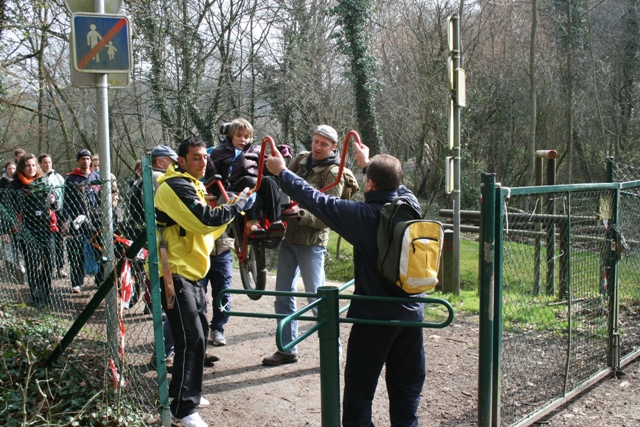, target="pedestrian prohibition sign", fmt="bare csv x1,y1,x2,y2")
71,13,132,74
